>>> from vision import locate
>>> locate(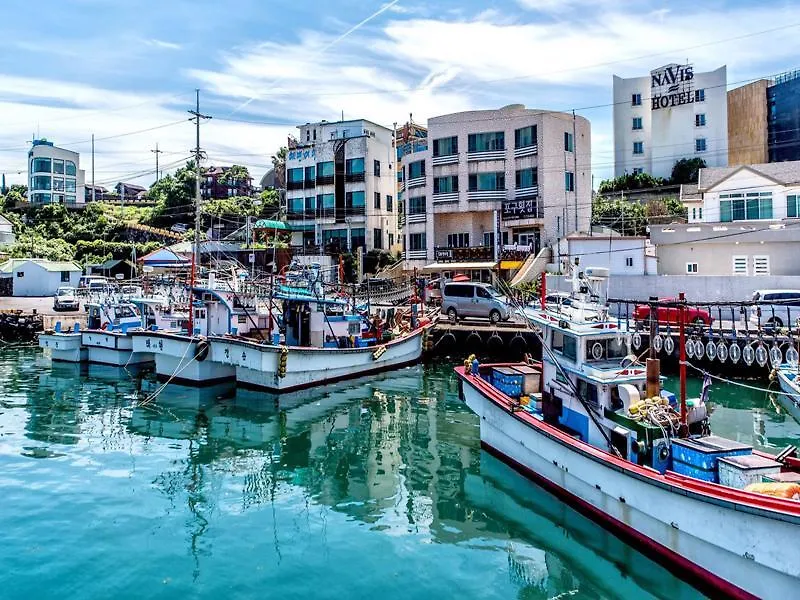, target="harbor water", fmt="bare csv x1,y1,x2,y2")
2,348,798,599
